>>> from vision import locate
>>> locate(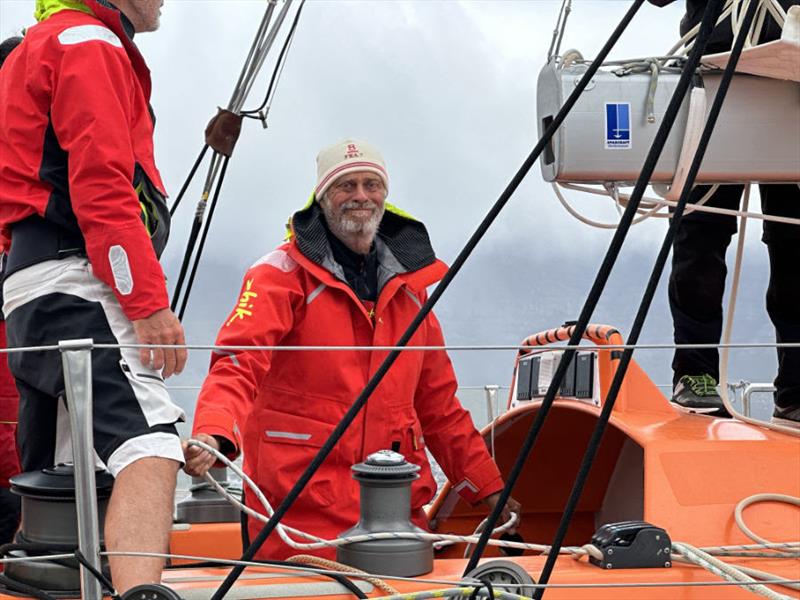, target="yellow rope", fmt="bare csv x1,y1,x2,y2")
287,553,400,595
